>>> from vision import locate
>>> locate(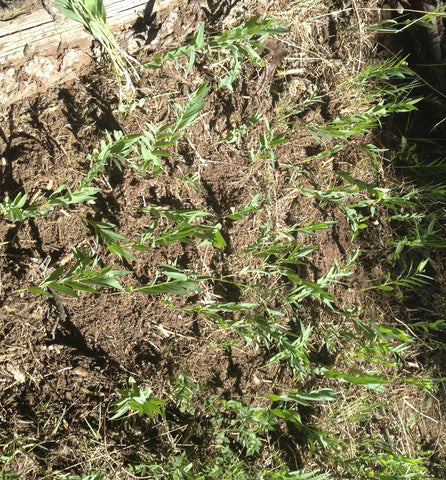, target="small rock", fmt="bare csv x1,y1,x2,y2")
71,366,89,377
